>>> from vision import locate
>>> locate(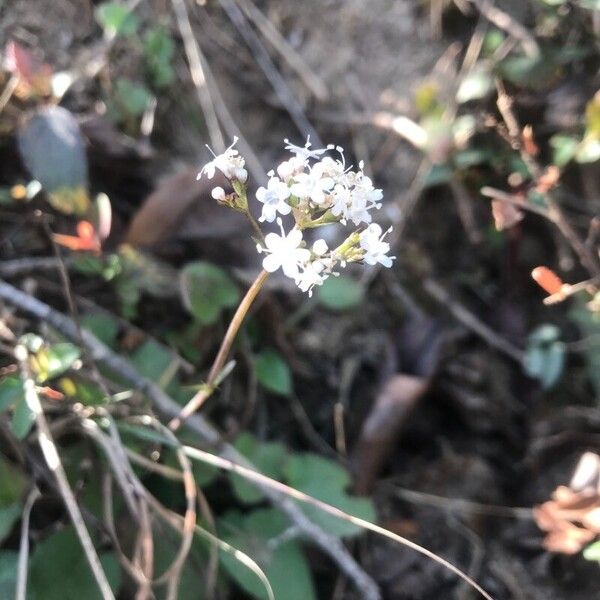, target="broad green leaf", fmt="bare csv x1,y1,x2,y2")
152,534,208,599
0,552,18,599
96,2,138,37
0,376,24,413
180,261,239,325
316,275,364,311
0,503,20,543
81,312,119,347
254,349,292,396
130,339,177,386
28,527,121,600
113,79,151,117
0,454,25,505
219,508,316,600
284,453,376,537
231,433,288,504
498,54,558,89
10,397,35,439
